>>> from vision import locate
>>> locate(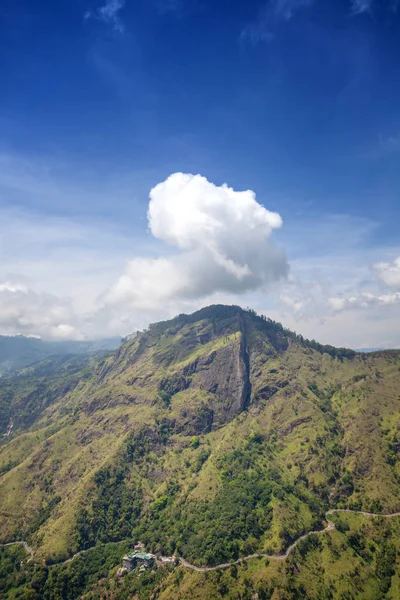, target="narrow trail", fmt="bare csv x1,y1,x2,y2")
64,548,93,564
2,509,400,571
